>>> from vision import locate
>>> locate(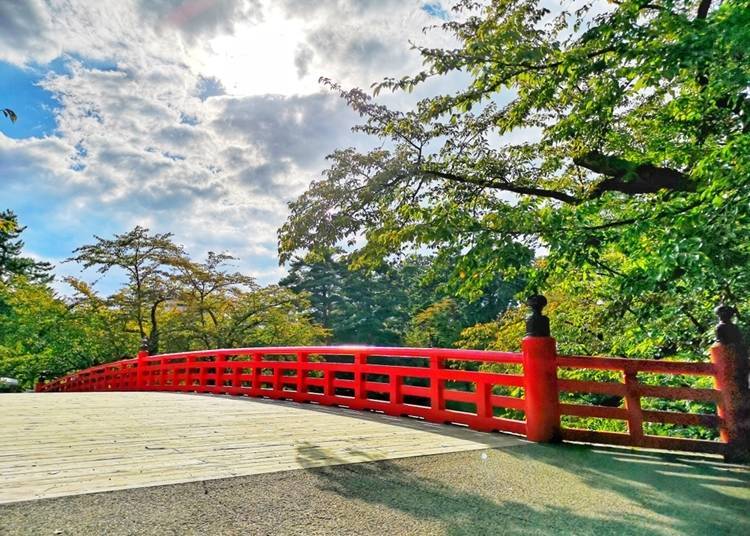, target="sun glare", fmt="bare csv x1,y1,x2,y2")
195,12,317,96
